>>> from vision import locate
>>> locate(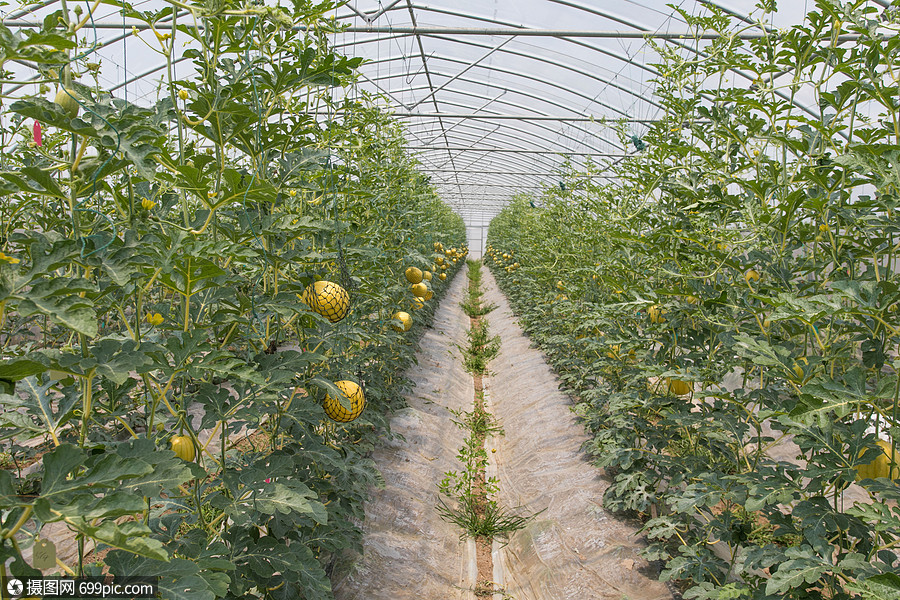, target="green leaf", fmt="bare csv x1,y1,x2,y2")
91,339,155,385
39,444,155,497
3,377,78,436
732,333,793,367
107,551,229,600
35,490,147,522
17,294,97,337
252,482,328,523
846,573,900,600
9,97,100,135
39,444,88,495
0,470,25,508
310,376,351,411
768,291,843,322
765,546,830,595
158,255,227,297
230,535,333,600
0,358,48,381
69,519,168,561
106,553,198,578
127,456,206,497
158,575,217,600
0,407,45,435
0,169,67,200
791,370,876,423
